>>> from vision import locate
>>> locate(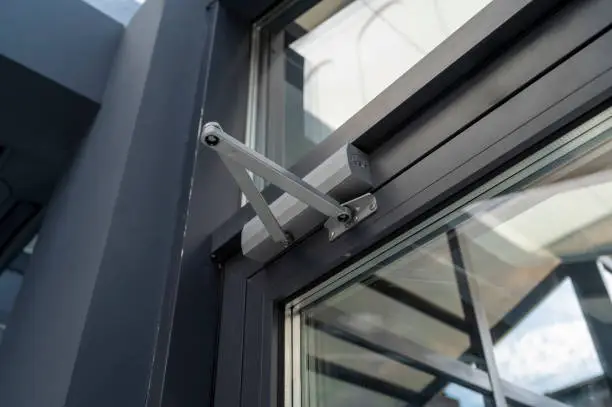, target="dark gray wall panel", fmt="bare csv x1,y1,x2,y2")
0,1,163,406
0,0,123,102
0,56,100,205
66,0,213,404
0,0,216,405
